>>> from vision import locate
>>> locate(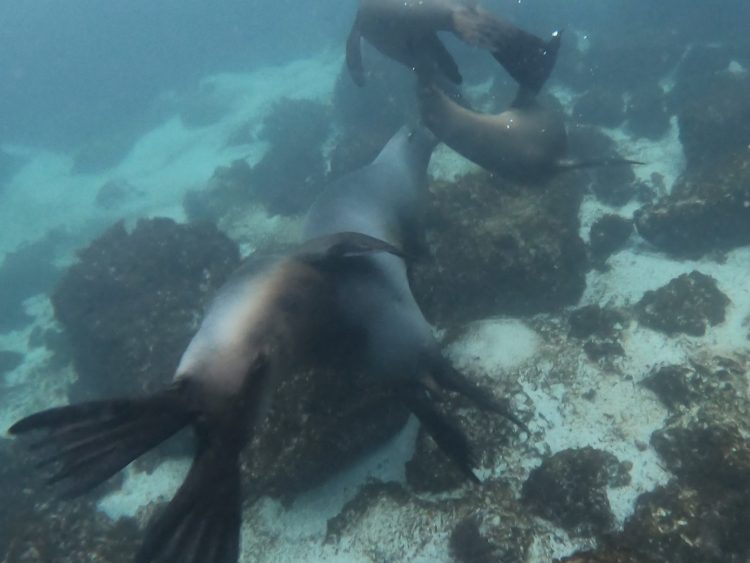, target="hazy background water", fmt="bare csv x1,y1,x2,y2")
3,0,749,153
